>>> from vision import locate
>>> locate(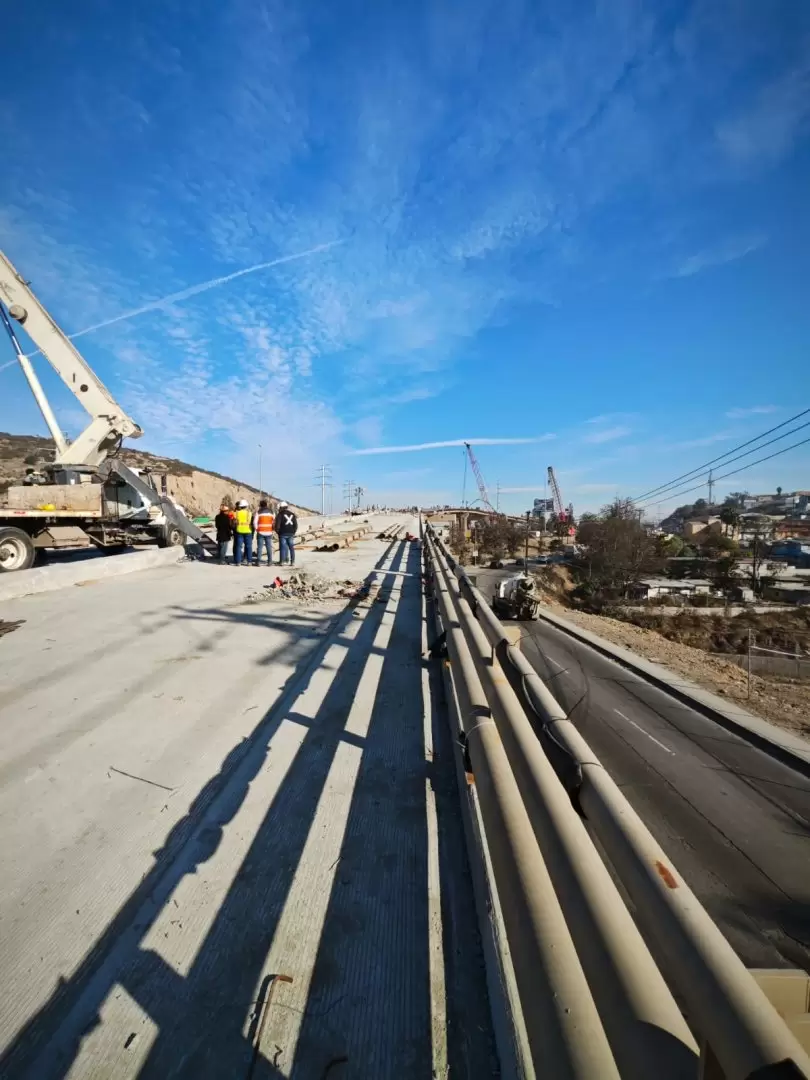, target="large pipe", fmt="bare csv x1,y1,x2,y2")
428,534,698,1080
0,302,68,455
430,527,810,1080
427,542,619,1078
